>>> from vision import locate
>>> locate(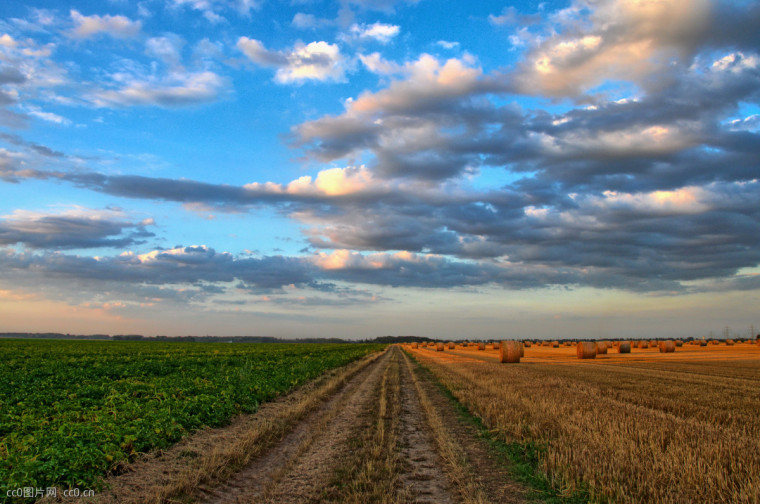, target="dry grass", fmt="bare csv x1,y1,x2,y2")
322,348,407,504
407,344,760,503
401,351,489,504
